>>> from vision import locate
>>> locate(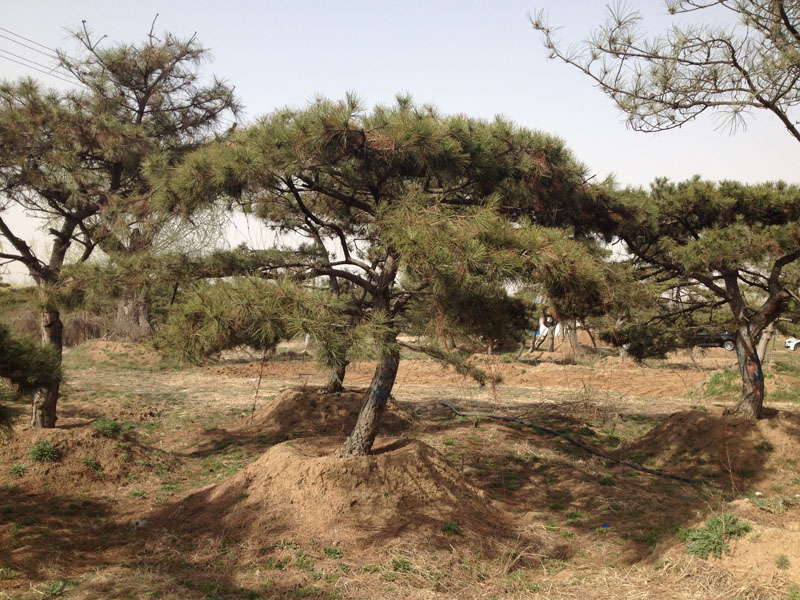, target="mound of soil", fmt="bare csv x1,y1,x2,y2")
162,438,528,556
623,409,800,489
71,340,160,369
0,419,170,495
240,388,413,439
